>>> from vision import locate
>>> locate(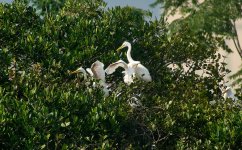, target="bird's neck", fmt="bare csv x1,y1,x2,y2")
81,70,88,80
126,44,135,62
83,73,87,80
79,68,88,80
